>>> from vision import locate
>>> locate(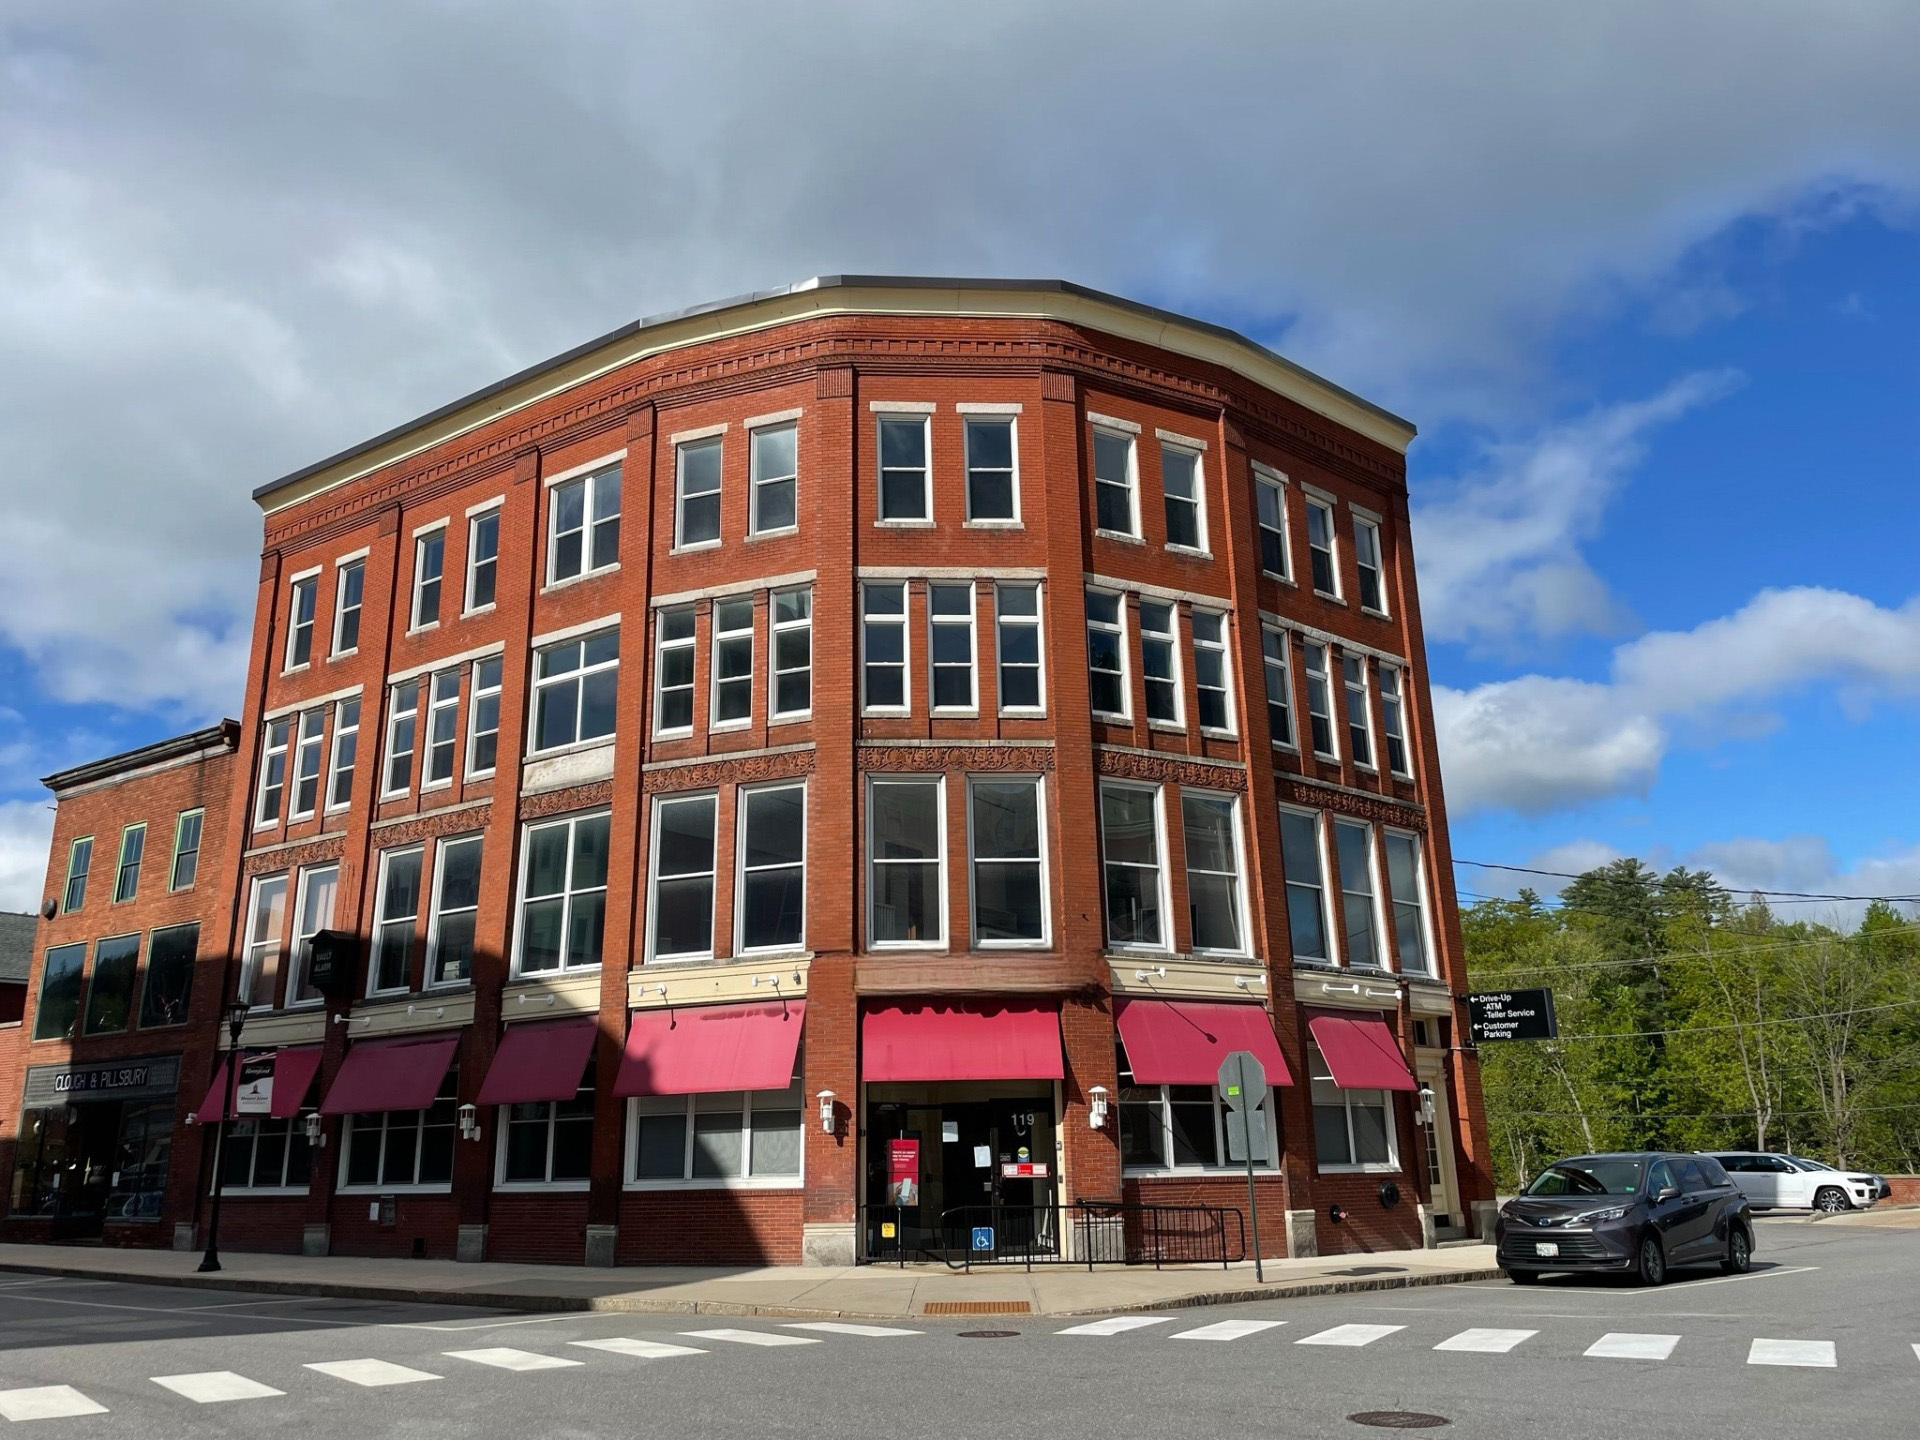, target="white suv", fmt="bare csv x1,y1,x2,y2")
1707,1152,1881,1213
